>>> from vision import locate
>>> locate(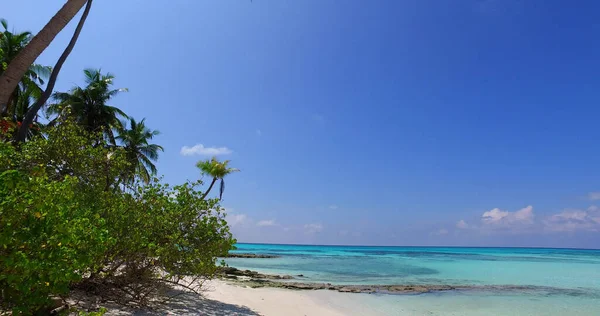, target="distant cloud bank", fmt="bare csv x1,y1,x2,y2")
257,219,277,227
304,223,323,234
180,144,232,156
447,204,600,235
588,192,600,201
